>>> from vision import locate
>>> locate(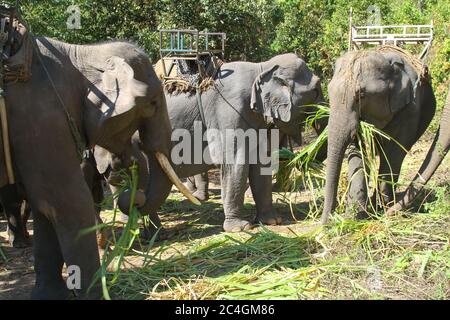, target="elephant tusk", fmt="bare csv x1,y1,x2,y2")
155,152,201,206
